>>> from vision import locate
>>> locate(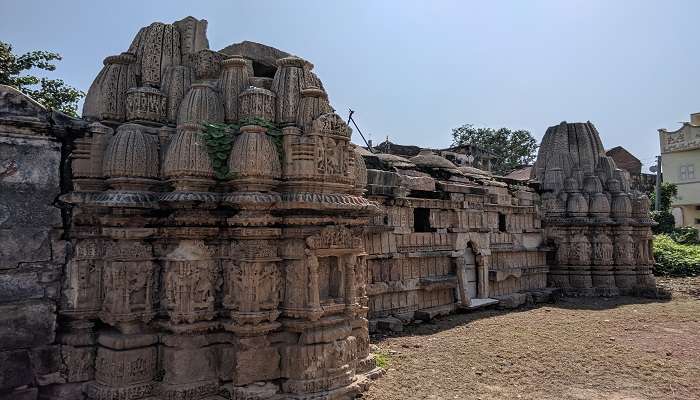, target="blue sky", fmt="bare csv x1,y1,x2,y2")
3,0,699,171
